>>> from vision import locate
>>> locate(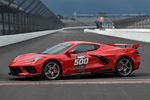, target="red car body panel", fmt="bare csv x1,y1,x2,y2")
9,41,140,76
